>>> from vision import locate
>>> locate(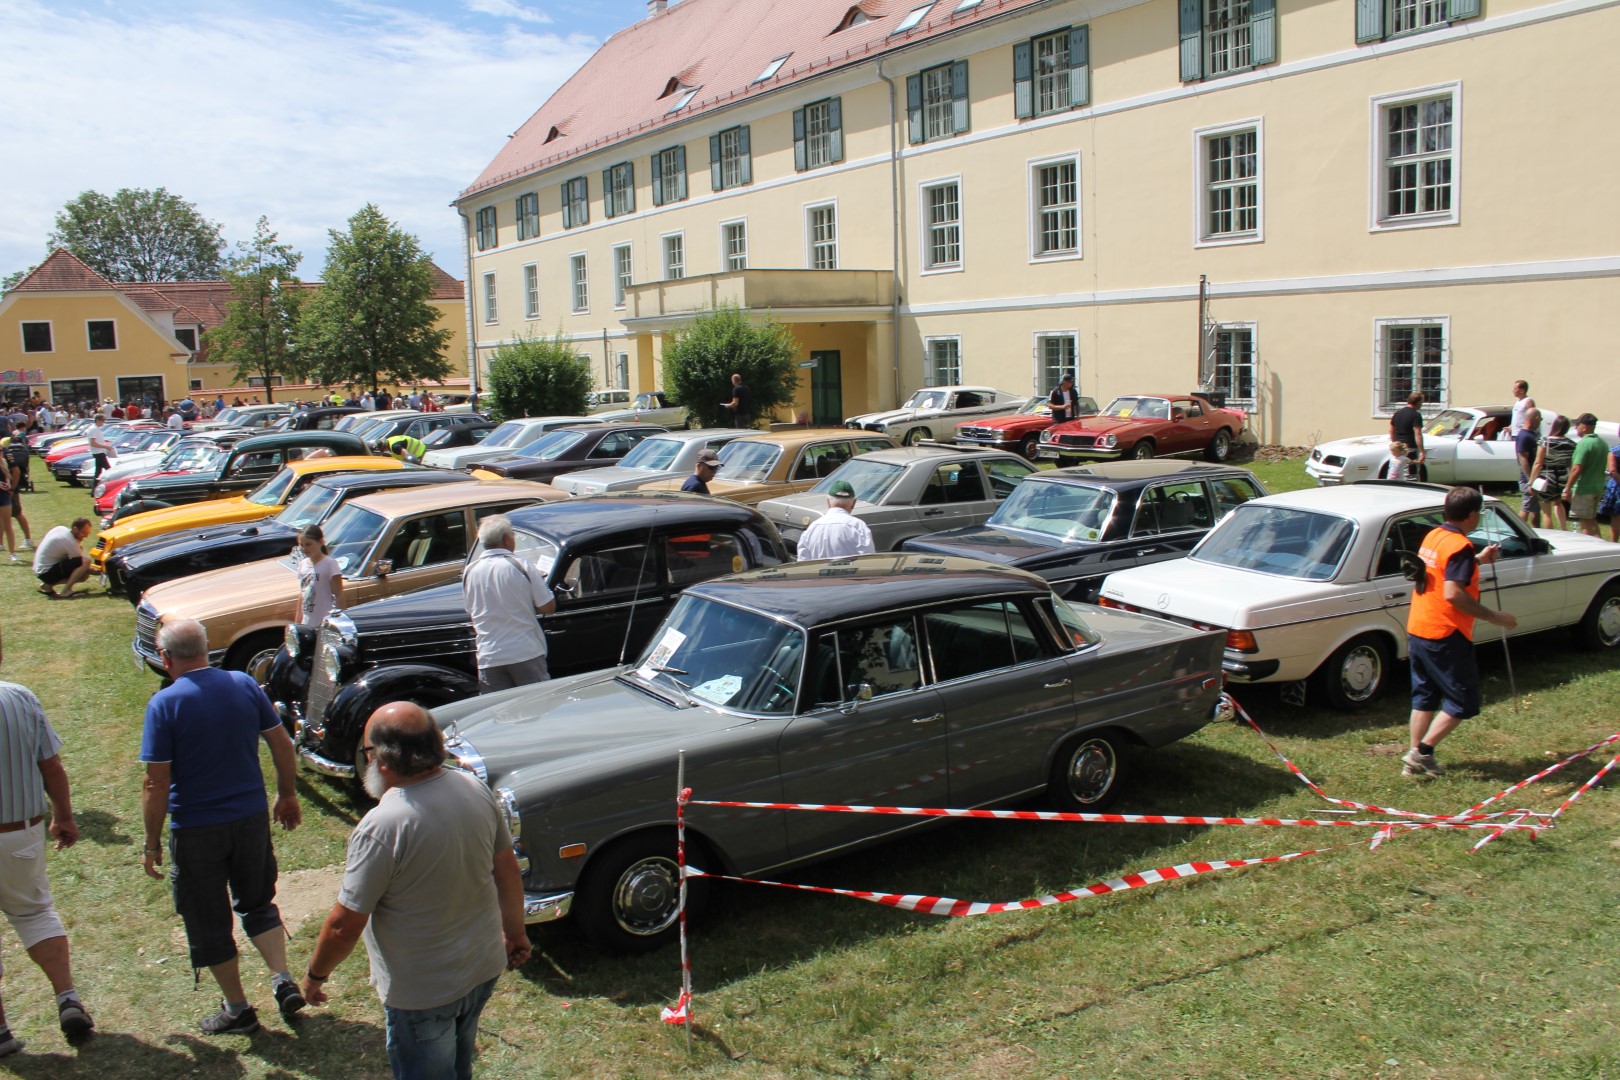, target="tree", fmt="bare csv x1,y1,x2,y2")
47,187,225,281
298,205,452,393
484,333,593,421
201,218,307,402
661,303,799,429
1,265,36,294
